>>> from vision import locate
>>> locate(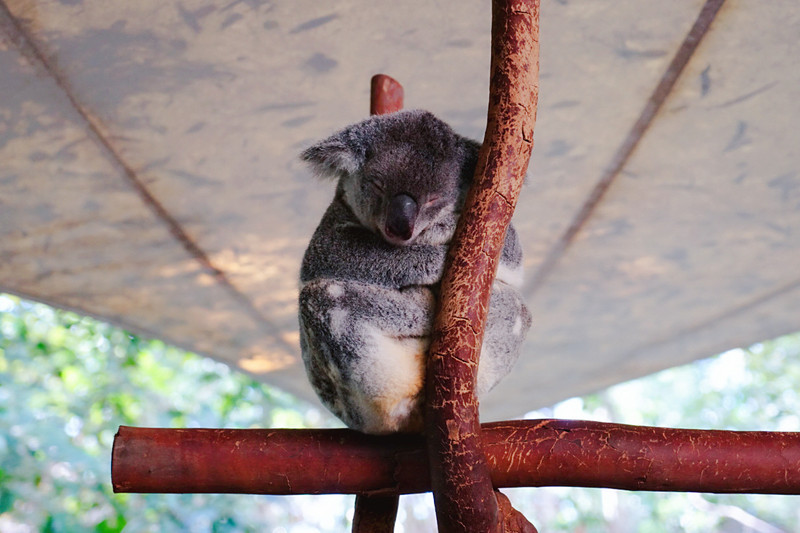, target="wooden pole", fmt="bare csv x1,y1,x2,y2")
370,74,404,115
424,0,539,531
351,73,407,533
353,494,400,533
112,420,800,495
